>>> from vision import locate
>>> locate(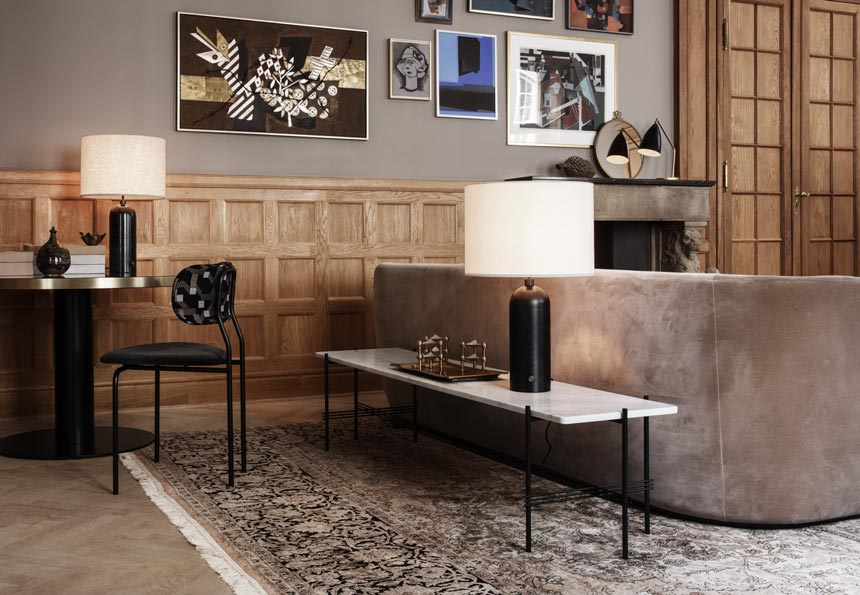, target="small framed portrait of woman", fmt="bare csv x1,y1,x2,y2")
390,39,432,100
416,0,453,24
